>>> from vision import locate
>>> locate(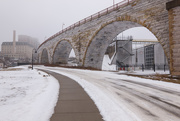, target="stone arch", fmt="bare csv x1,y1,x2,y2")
41,48,49,64
83,17,169,69
52,39,75,64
